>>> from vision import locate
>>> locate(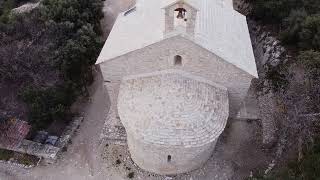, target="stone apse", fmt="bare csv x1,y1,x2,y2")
118,70,229,174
